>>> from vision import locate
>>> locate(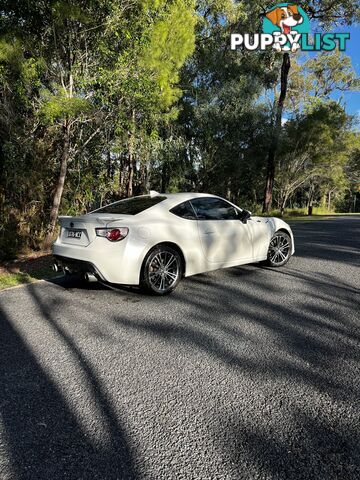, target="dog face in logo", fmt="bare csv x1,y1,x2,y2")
266,5,303,34
266,5,303,51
